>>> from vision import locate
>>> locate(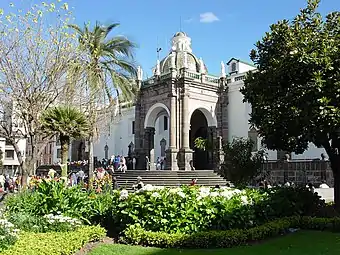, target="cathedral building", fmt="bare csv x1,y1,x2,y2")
93,31,325,170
